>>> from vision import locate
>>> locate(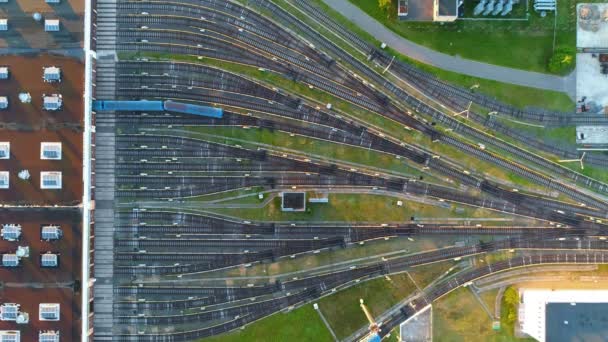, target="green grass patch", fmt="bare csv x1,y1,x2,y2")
432,287,535,341
183,187,264,202
202,304,332,342
207,193,511,222
319,273,417,339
